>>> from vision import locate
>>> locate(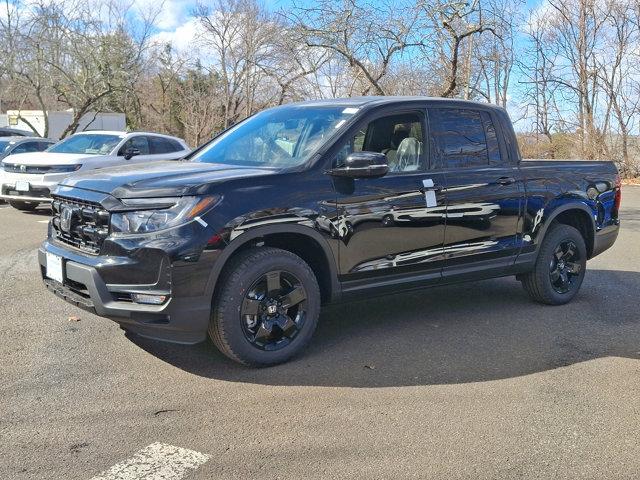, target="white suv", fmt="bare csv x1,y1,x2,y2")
0,131,190,211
